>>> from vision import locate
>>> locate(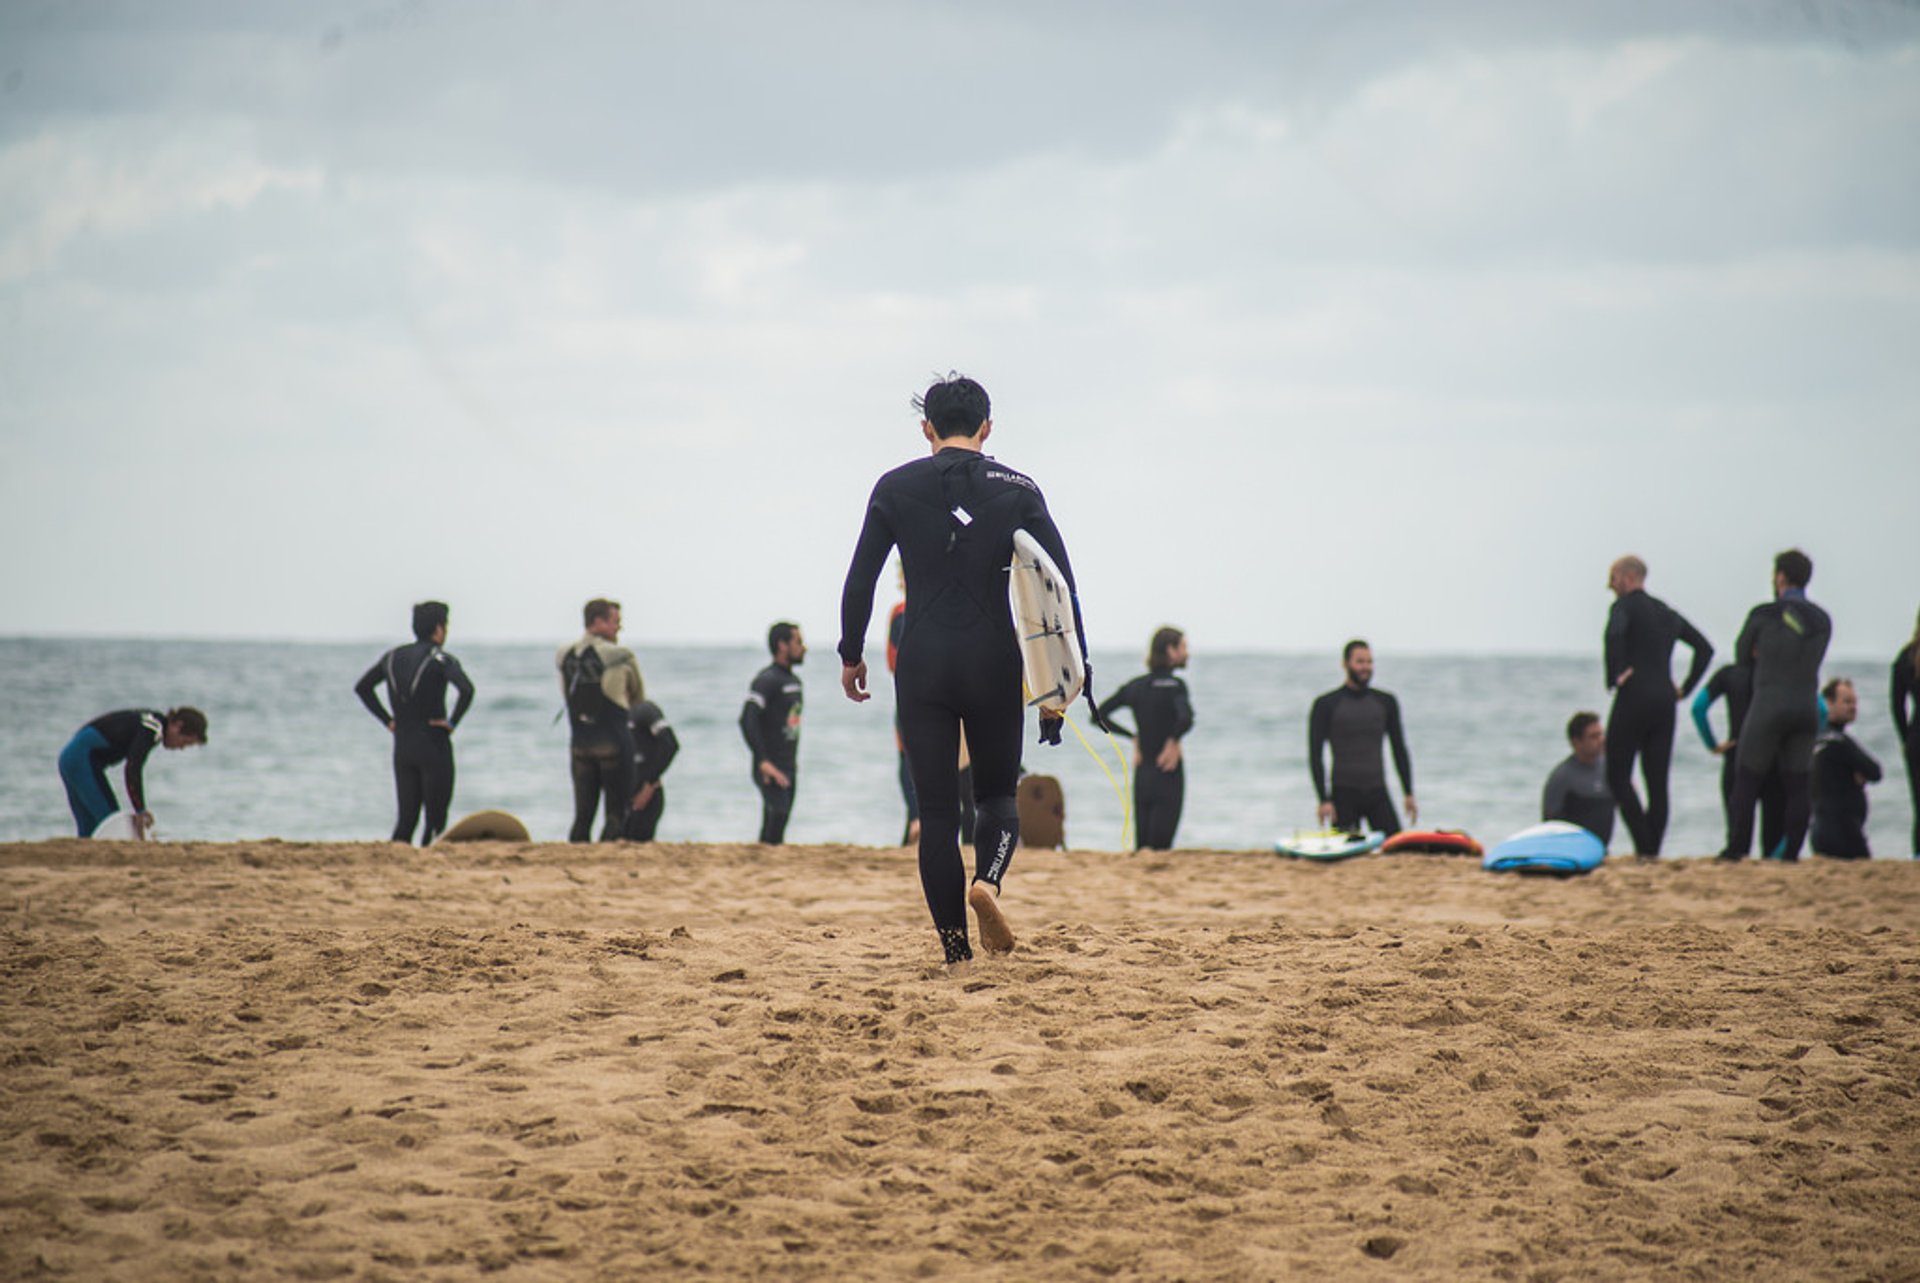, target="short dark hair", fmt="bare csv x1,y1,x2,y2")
1343,639,1370,662
1566,711,1601,743
1148,627,1184,669
412,600,449,641
768,621,799,655
584,598,620,629
913,373,991,440
168,706,209,743
1821,676,1852,702
1775,548,1812,588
